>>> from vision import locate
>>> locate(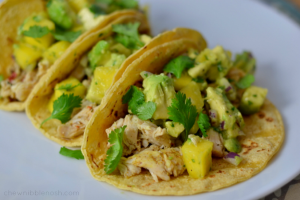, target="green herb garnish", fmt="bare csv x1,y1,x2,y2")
59,147,84,159
23,25,50,38
197,110,211,138
163,55,194,78
112,22,144,49
56,83,81,91
236,74,255,89
41,94,82,126
52,28,82,43
104,126,127,174
167,92,198,141
122,86,156,120
192,77,204,83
